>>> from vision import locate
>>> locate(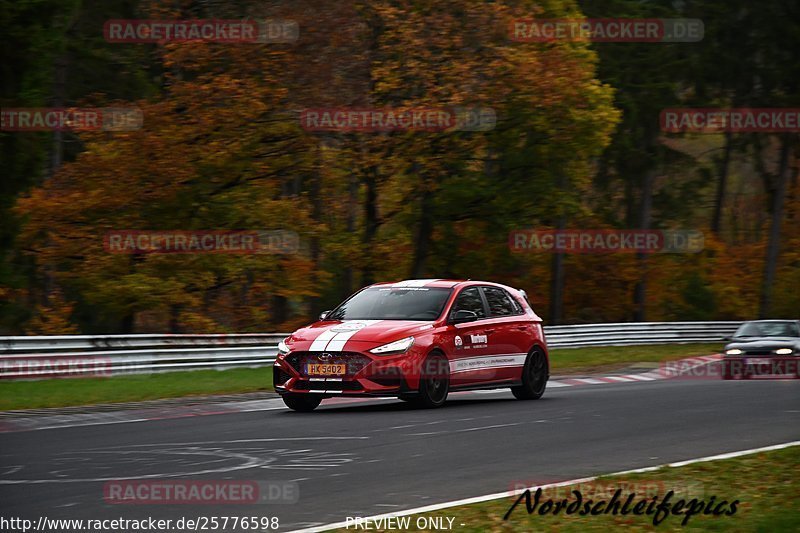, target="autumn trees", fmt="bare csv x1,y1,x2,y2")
1,0,797,333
